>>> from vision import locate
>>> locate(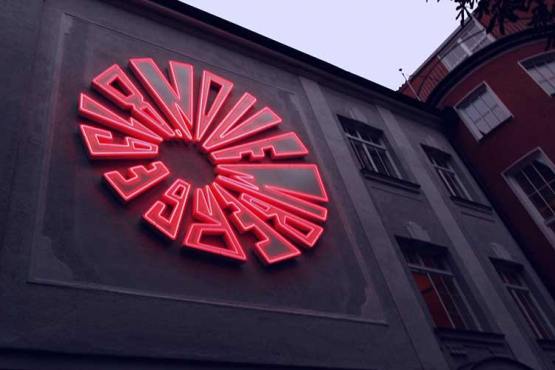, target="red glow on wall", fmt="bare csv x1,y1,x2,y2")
78,58,329,265
79,124,159,159
143,179,191,240
103,161,170,202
